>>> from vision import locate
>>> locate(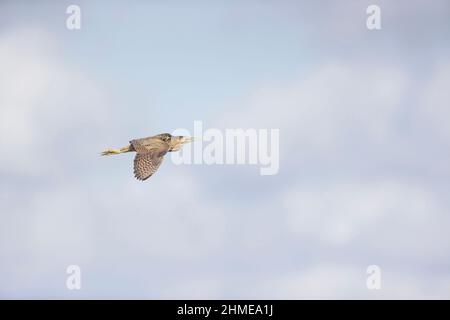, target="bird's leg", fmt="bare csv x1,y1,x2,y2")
119,145,132,153
101,145,132,156
101,148,121,156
